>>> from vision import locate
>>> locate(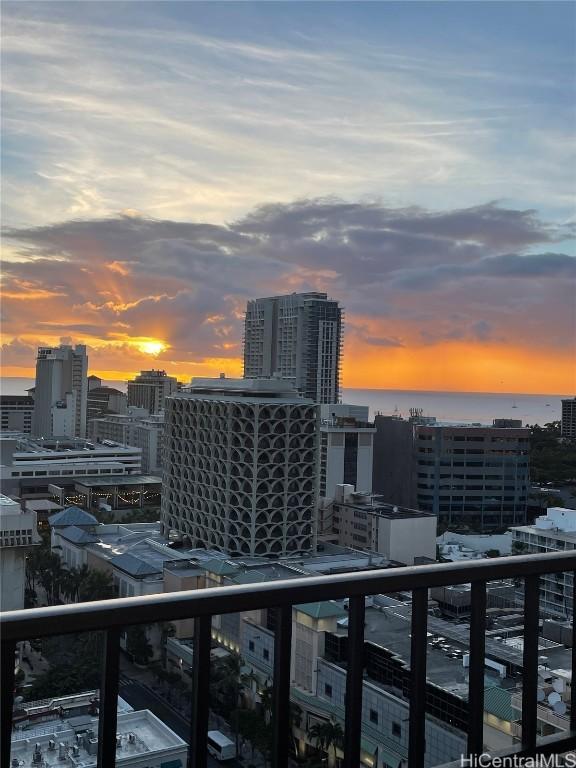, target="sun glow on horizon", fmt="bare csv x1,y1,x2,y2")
137,340,167,356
